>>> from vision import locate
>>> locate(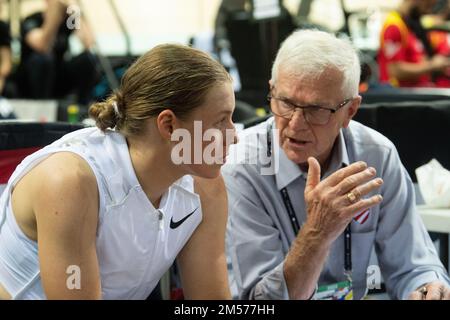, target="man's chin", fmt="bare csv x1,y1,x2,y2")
298,161,309,172
285,149,309,167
